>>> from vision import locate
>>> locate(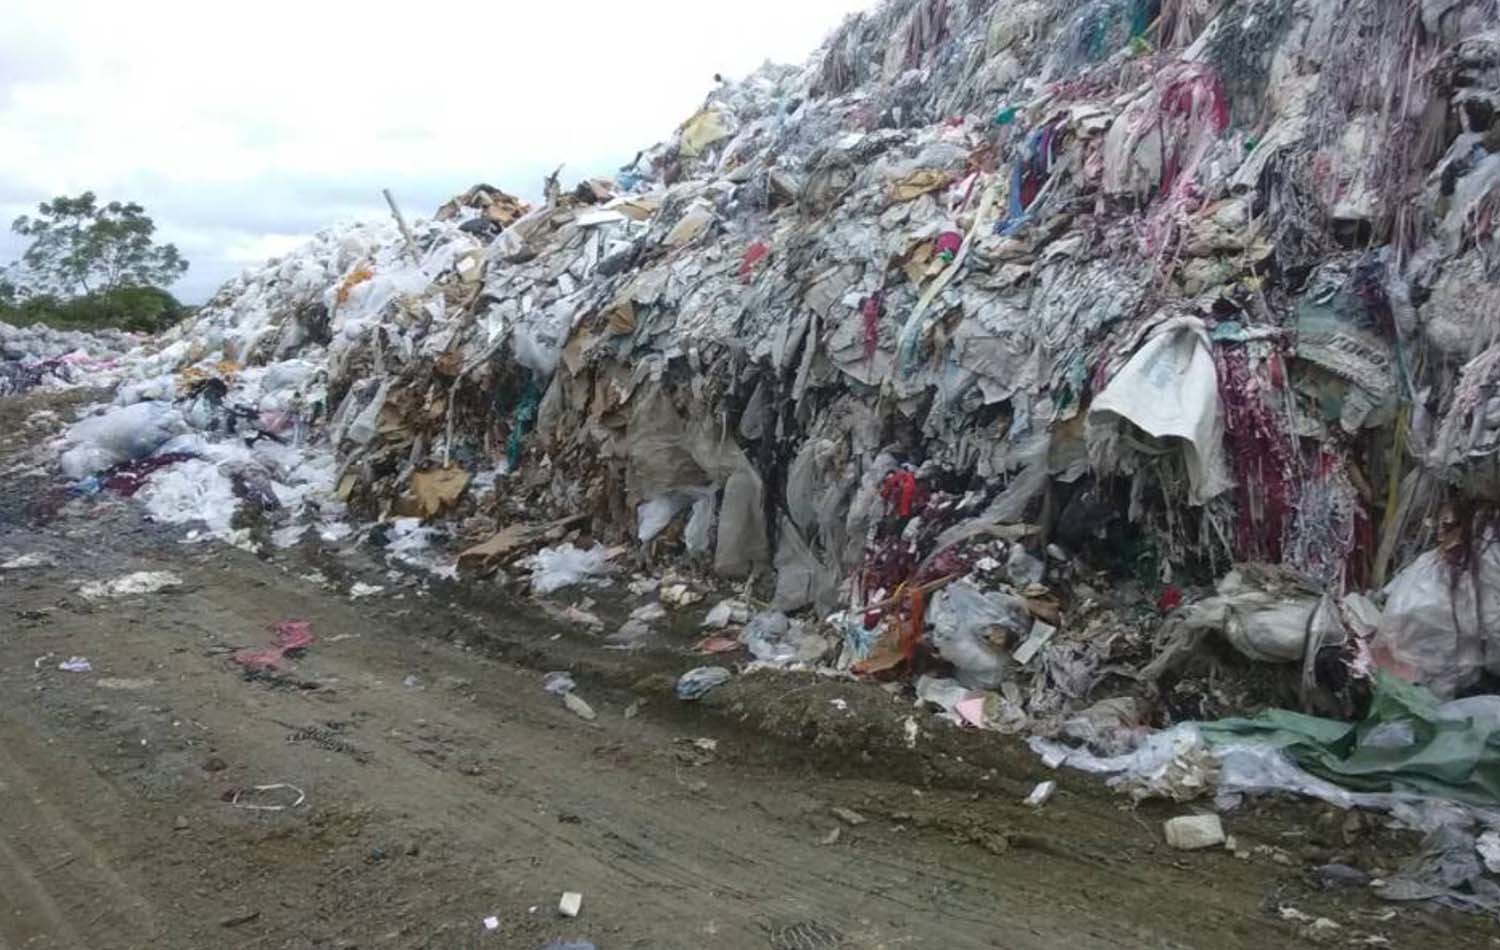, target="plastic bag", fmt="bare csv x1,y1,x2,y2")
740,611,826,667
1373,544,1500,699
136,459,241,535
345,379,390,446
1031,723,1218,803
529,544,615,595
1379,825,1500,914
927,580,1032,689
637,487,715,544
714,468,769,578
684,492,716,554
511,325,560,378
702,599,751,628
61,401,187,478
1180,569,1319,664
637,493,693,543
1006,545,1044,586
676,666,731,700
1087,317,1231,504
772,517,838,614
